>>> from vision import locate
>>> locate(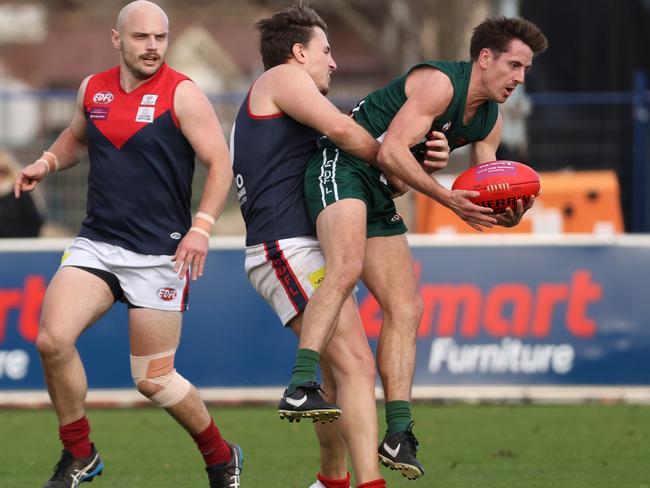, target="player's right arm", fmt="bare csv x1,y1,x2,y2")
14,76,90,198
263,64,380,162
